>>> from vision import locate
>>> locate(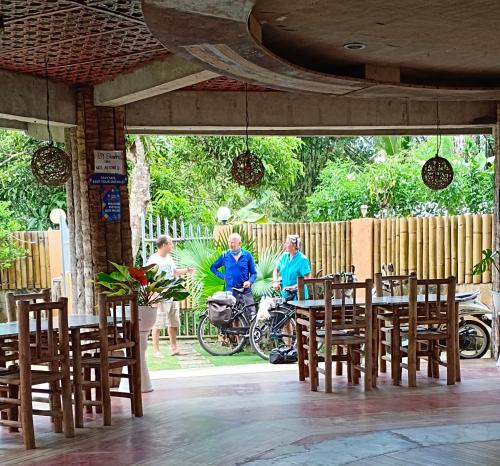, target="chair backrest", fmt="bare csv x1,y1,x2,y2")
17,298,69,367
6,289,51,322
324,279,373,331
414,276,456,324
374,272,415,297
98,293,139,353
299,273,354,300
